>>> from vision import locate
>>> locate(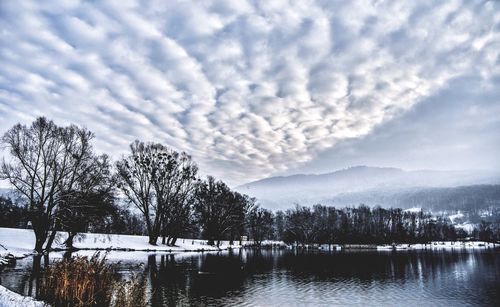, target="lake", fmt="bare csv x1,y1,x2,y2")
0,249,499,306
